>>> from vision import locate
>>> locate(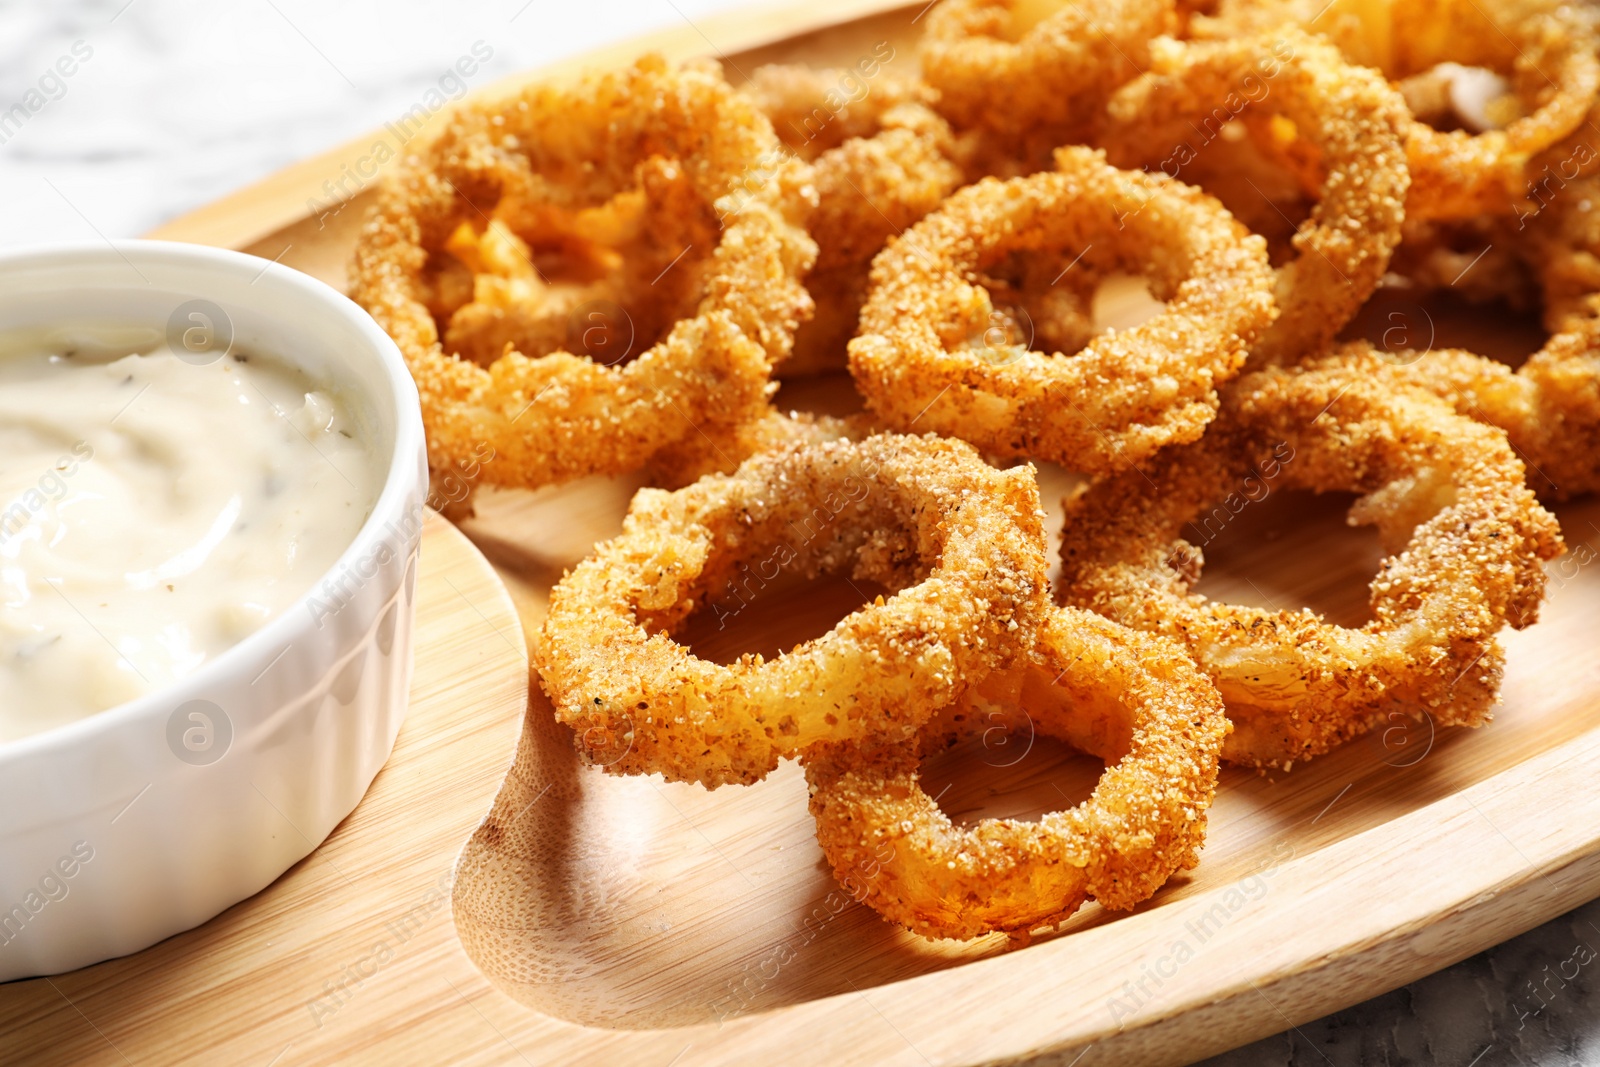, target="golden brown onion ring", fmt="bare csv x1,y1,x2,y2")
349,56,816,499
1059,350,1563,769
1523,173,1600,332
805,606,1228,941
643,407,882,489
1101,30,1411,365
1386,214,1536,311
922,0,1176,161
743,65,965,375
1190,0,1600,221
1381,178,1600,500
536,433,1051,788
1378,313,1600,500
849,145,1276,472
